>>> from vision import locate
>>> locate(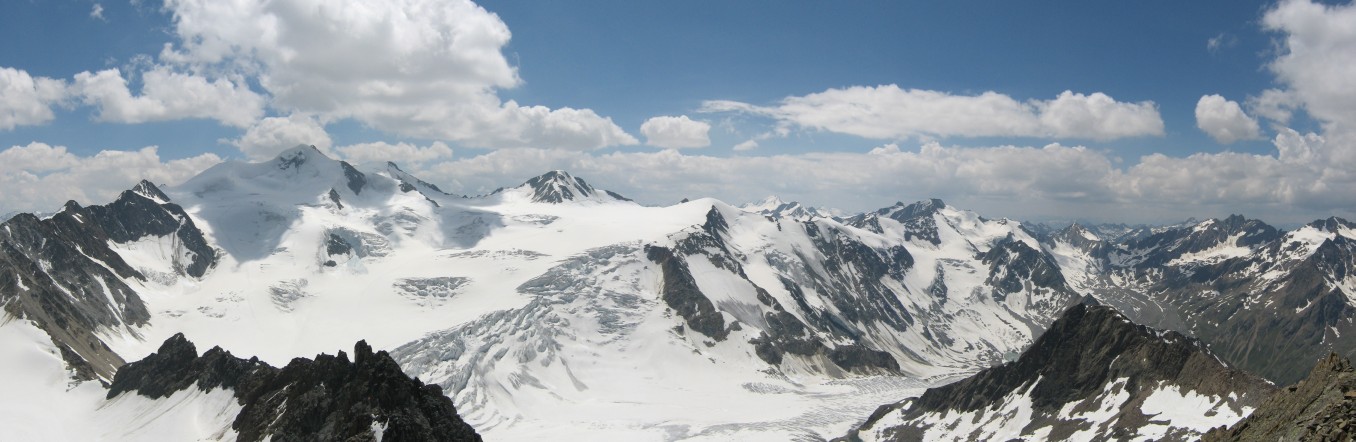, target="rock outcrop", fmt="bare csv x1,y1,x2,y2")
108,334,482,442
1204,353,1356,442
